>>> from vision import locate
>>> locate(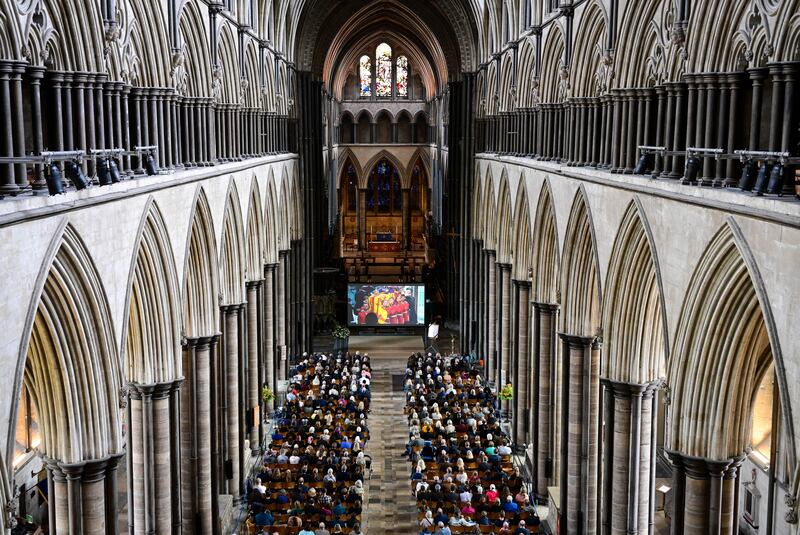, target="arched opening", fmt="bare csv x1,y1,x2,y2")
397,112,412,143
357,112,371,143
15,224,123,532
340,114,355,143
414,114,429,144
365,157,402,248
338,159,360,251
667,225,793,533
376,111,392,143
